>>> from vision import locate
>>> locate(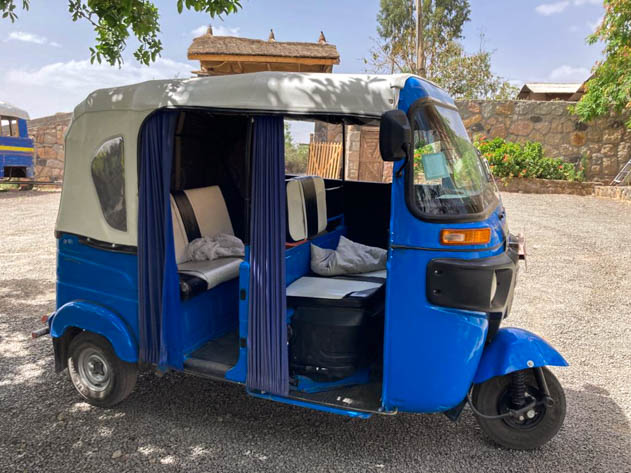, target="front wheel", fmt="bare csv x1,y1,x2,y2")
67,332,137,407
472,367,566,450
